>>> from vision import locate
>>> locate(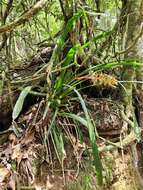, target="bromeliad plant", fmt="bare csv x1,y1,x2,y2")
12,8,142,187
